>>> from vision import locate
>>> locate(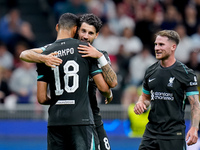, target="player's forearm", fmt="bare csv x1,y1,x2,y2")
138,93,151,107
97,55,118,88
20,49,45,63
100,89,113,99
101,64,118,88
188,94,200,129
